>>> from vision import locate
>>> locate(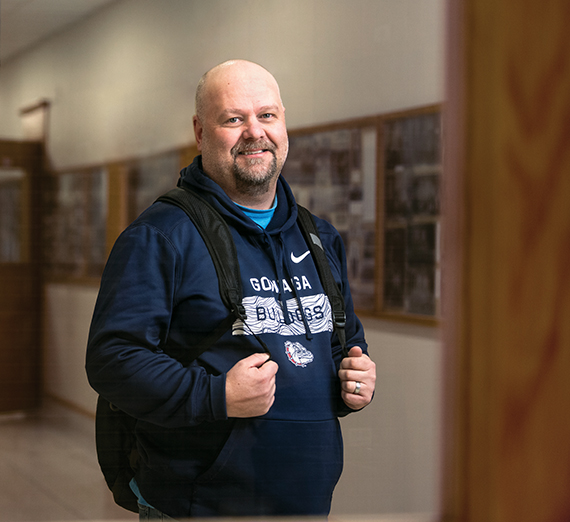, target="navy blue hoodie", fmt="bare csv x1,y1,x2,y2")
86,156,368,518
